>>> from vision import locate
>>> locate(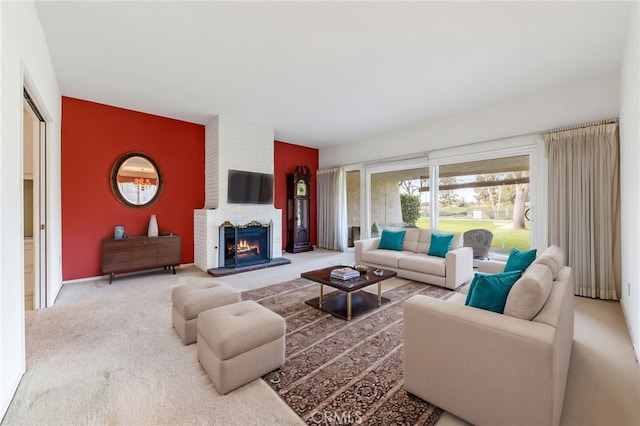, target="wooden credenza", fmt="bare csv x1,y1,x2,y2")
101,235,181,283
